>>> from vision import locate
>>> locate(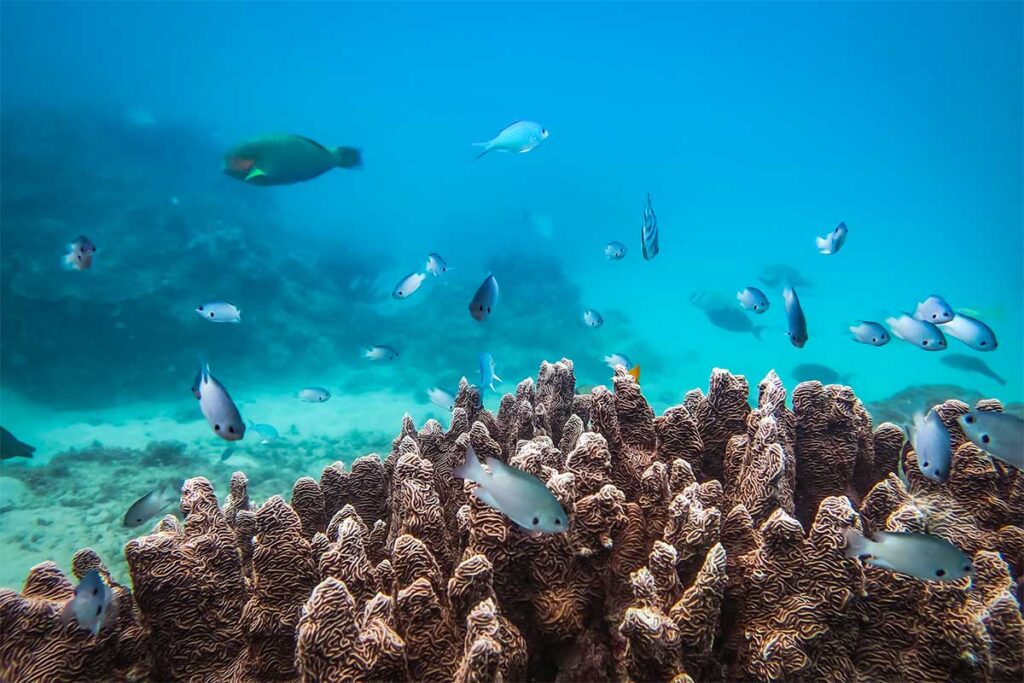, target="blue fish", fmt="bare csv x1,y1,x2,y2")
478,352,502,395
783,287,808,348
815,221,848,255
469,274,499,321
641,193,659,260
